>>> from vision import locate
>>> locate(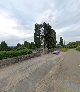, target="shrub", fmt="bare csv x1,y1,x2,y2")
0,49,32,60
61,48,68,52
76,46,80,51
